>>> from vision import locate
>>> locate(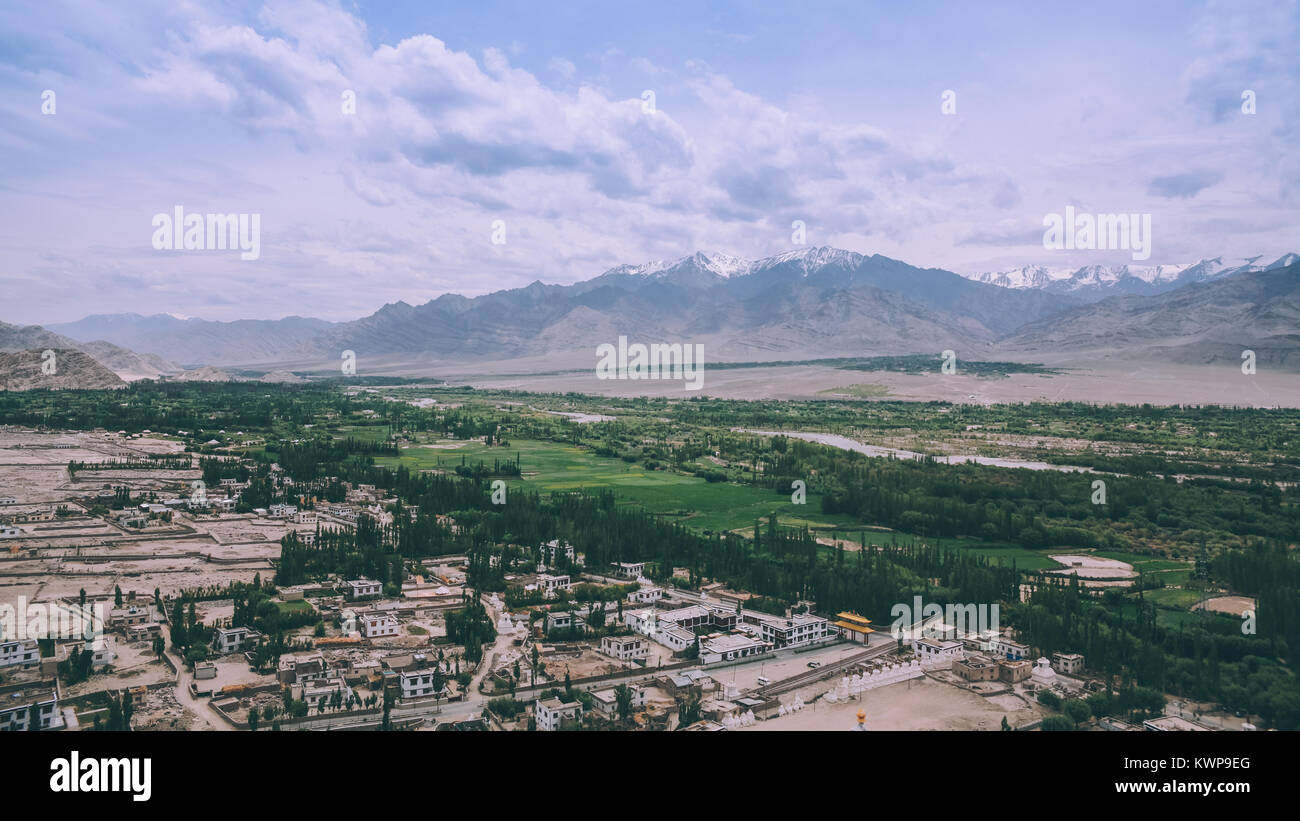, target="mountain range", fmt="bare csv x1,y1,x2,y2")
964,253,1299,299
9,246,1298,381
